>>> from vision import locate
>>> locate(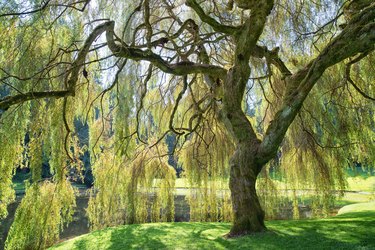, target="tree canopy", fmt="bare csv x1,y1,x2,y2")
0,0,374,248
